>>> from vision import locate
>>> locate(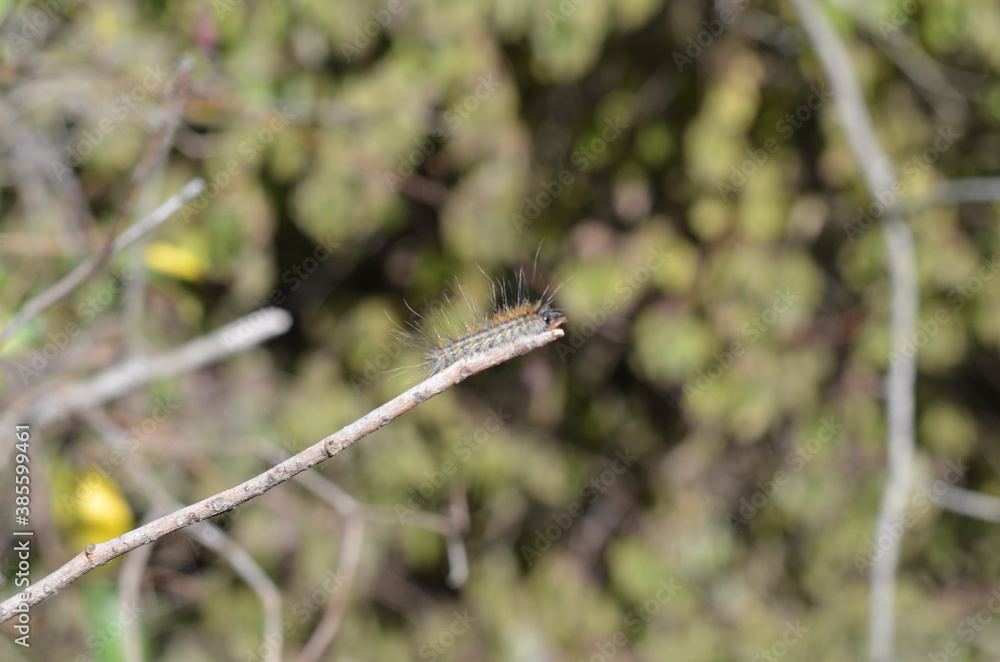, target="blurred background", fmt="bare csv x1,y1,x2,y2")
1,0,999,660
